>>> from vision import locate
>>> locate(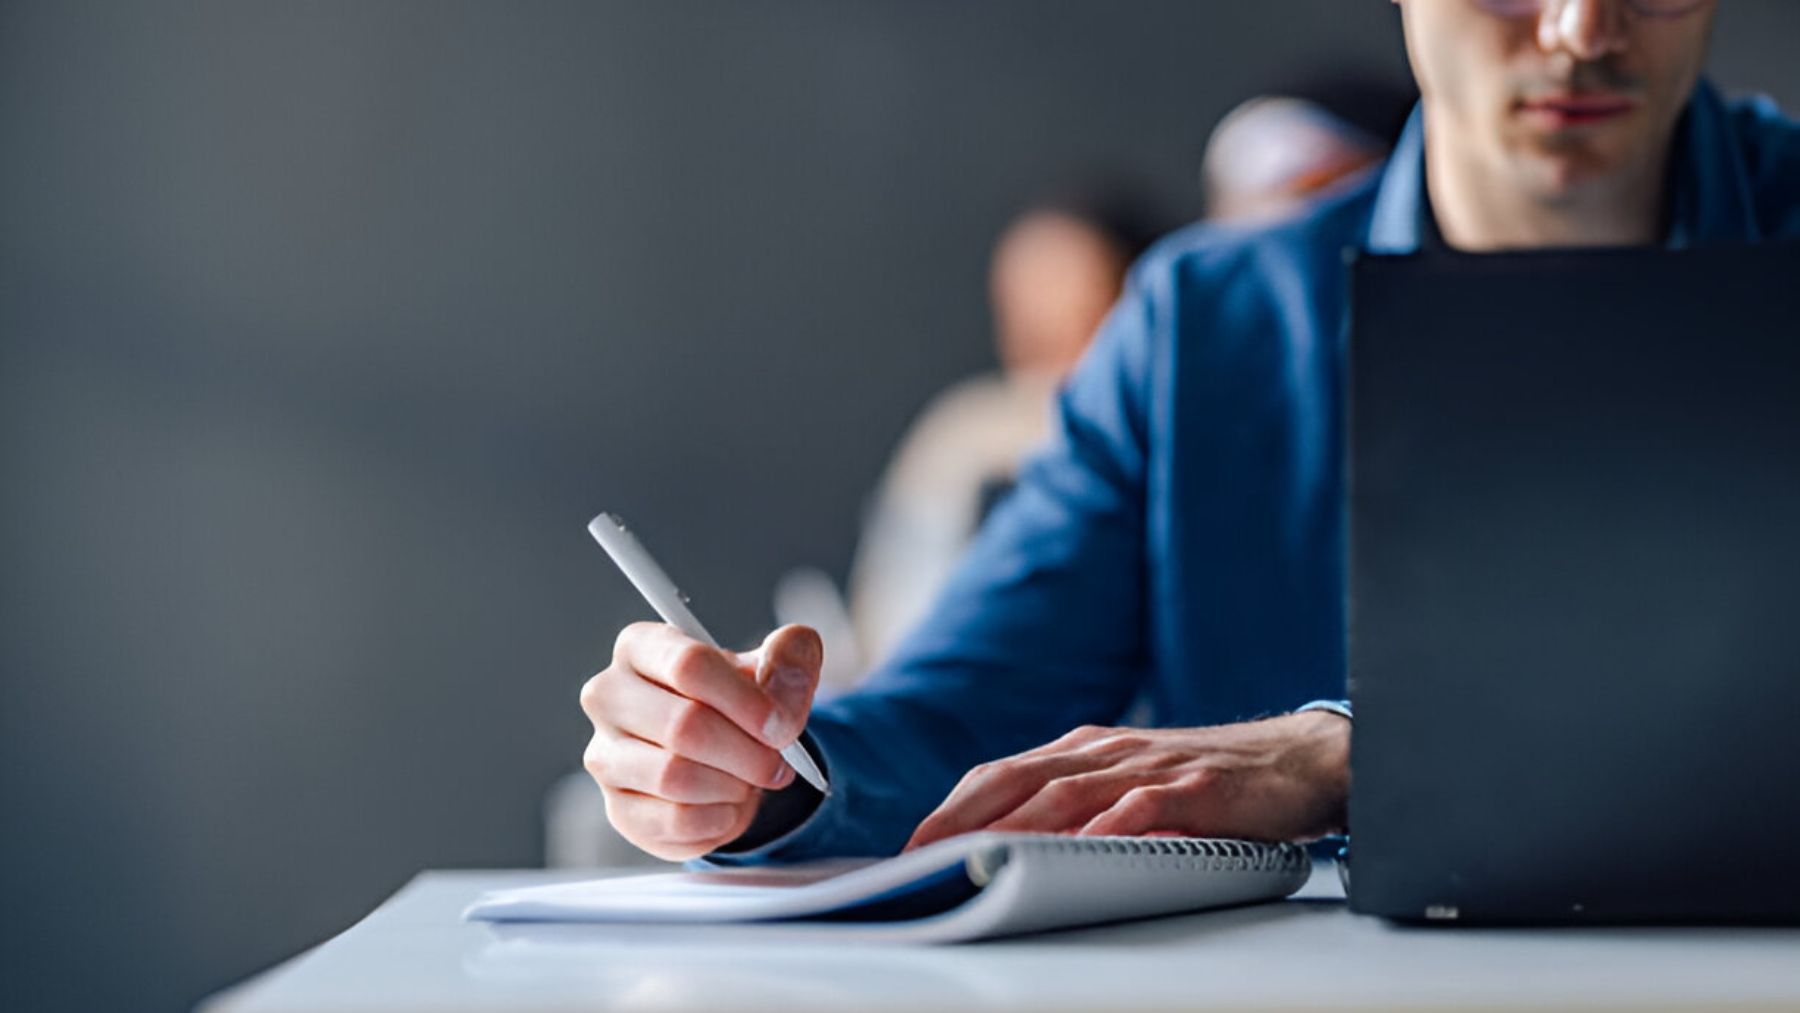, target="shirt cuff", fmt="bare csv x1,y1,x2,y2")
1295,698,1353,721
690,730,845,868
